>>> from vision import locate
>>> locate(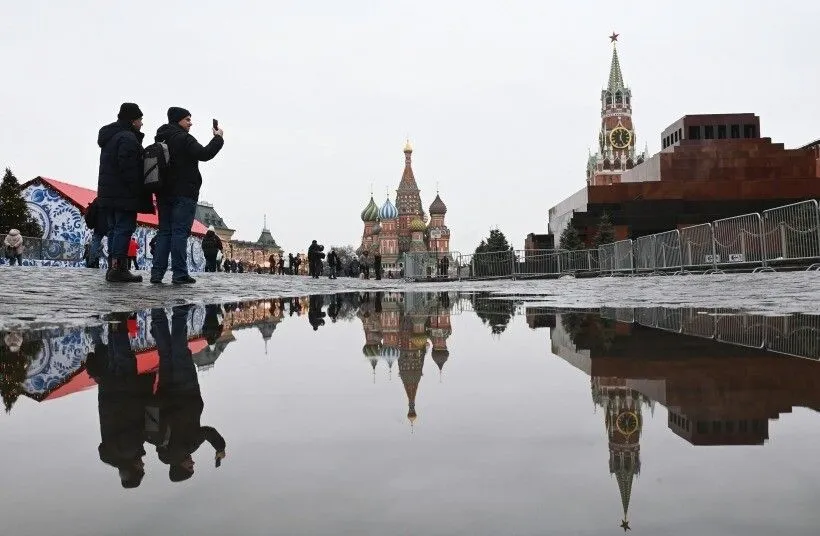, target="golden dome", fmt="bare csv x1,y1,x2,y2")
409,218,426,232
403,138,413,153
